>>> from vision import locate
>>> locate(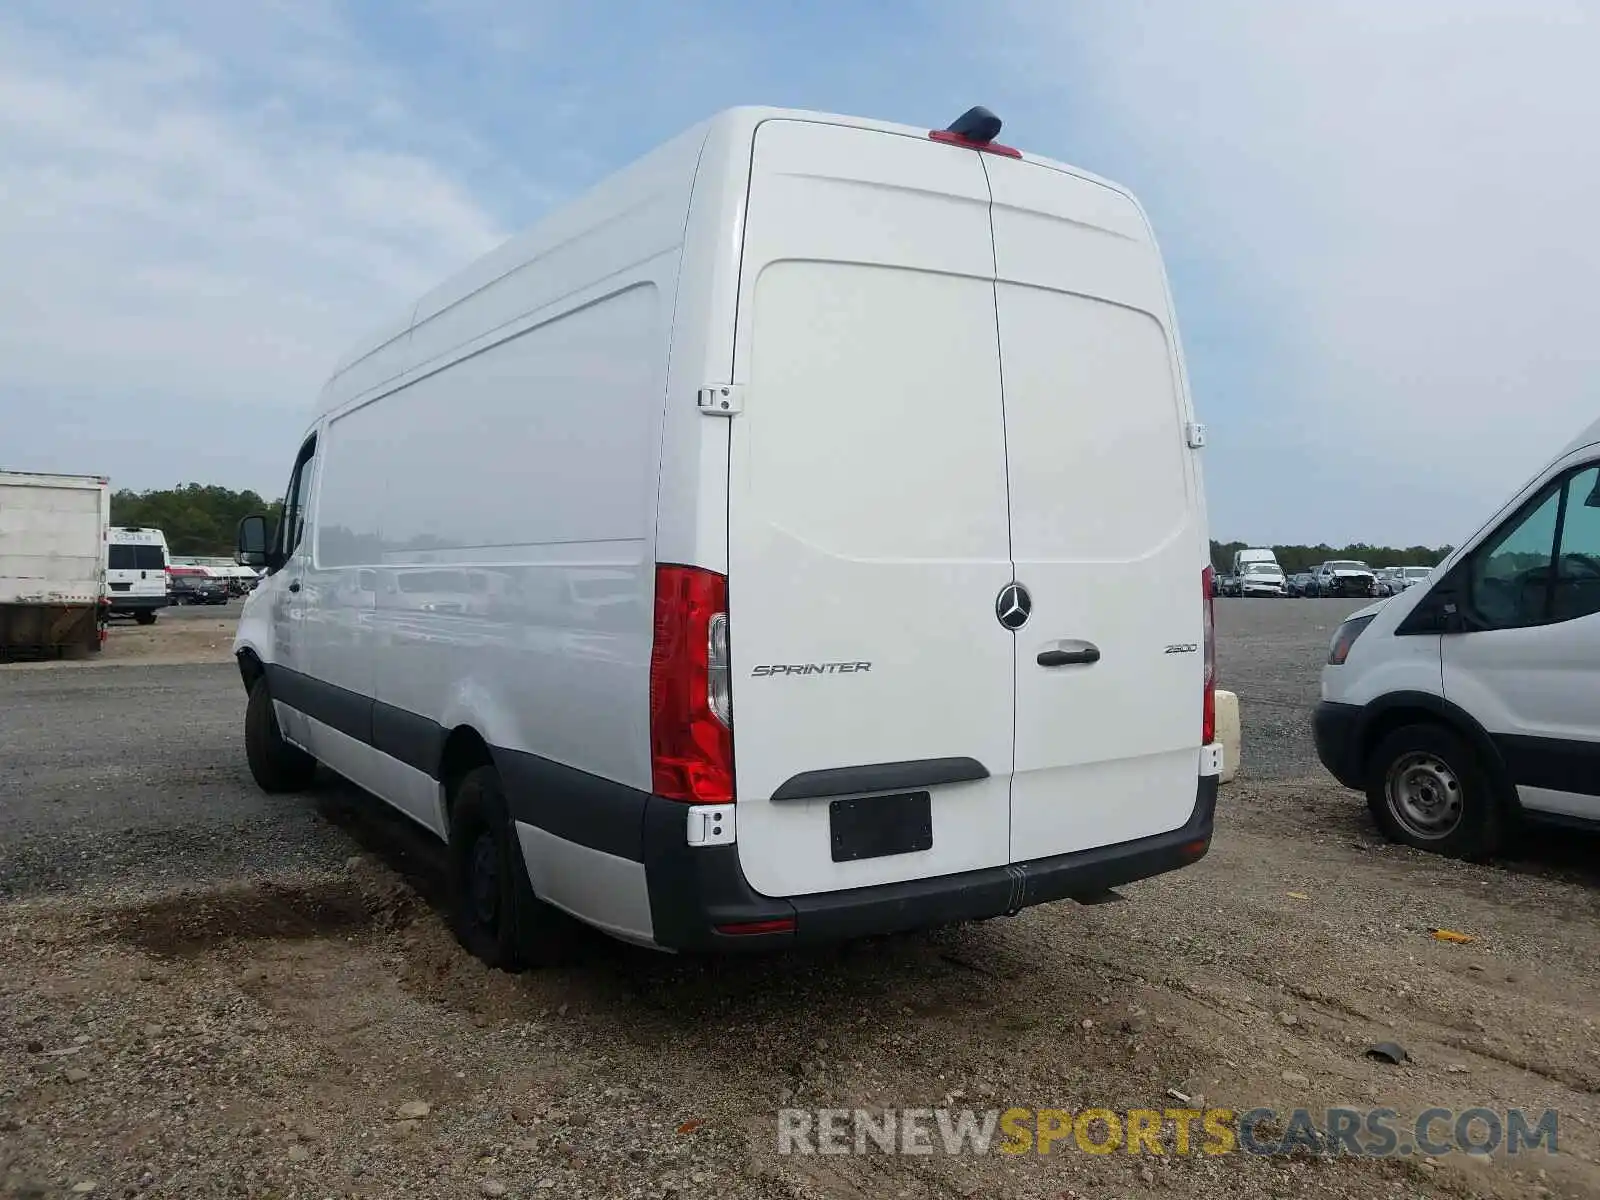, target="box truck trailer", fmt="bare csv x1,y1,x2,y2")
0,471,110,656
